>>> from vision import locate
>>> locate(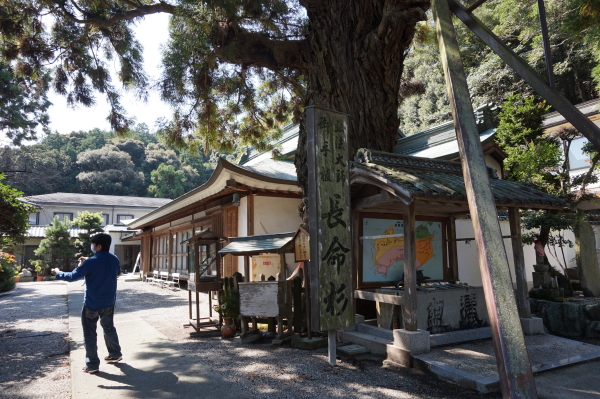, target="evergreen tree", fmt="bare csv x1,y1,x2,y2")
148,164,185,199
32,216,76,274
72,211,105,258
